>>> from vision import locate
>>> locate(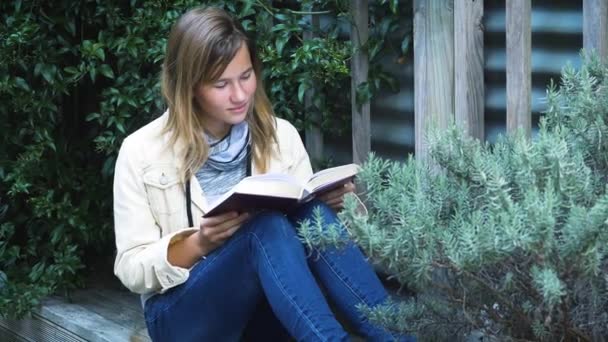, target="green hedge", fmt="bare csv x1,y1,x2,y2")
0,0,411,317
